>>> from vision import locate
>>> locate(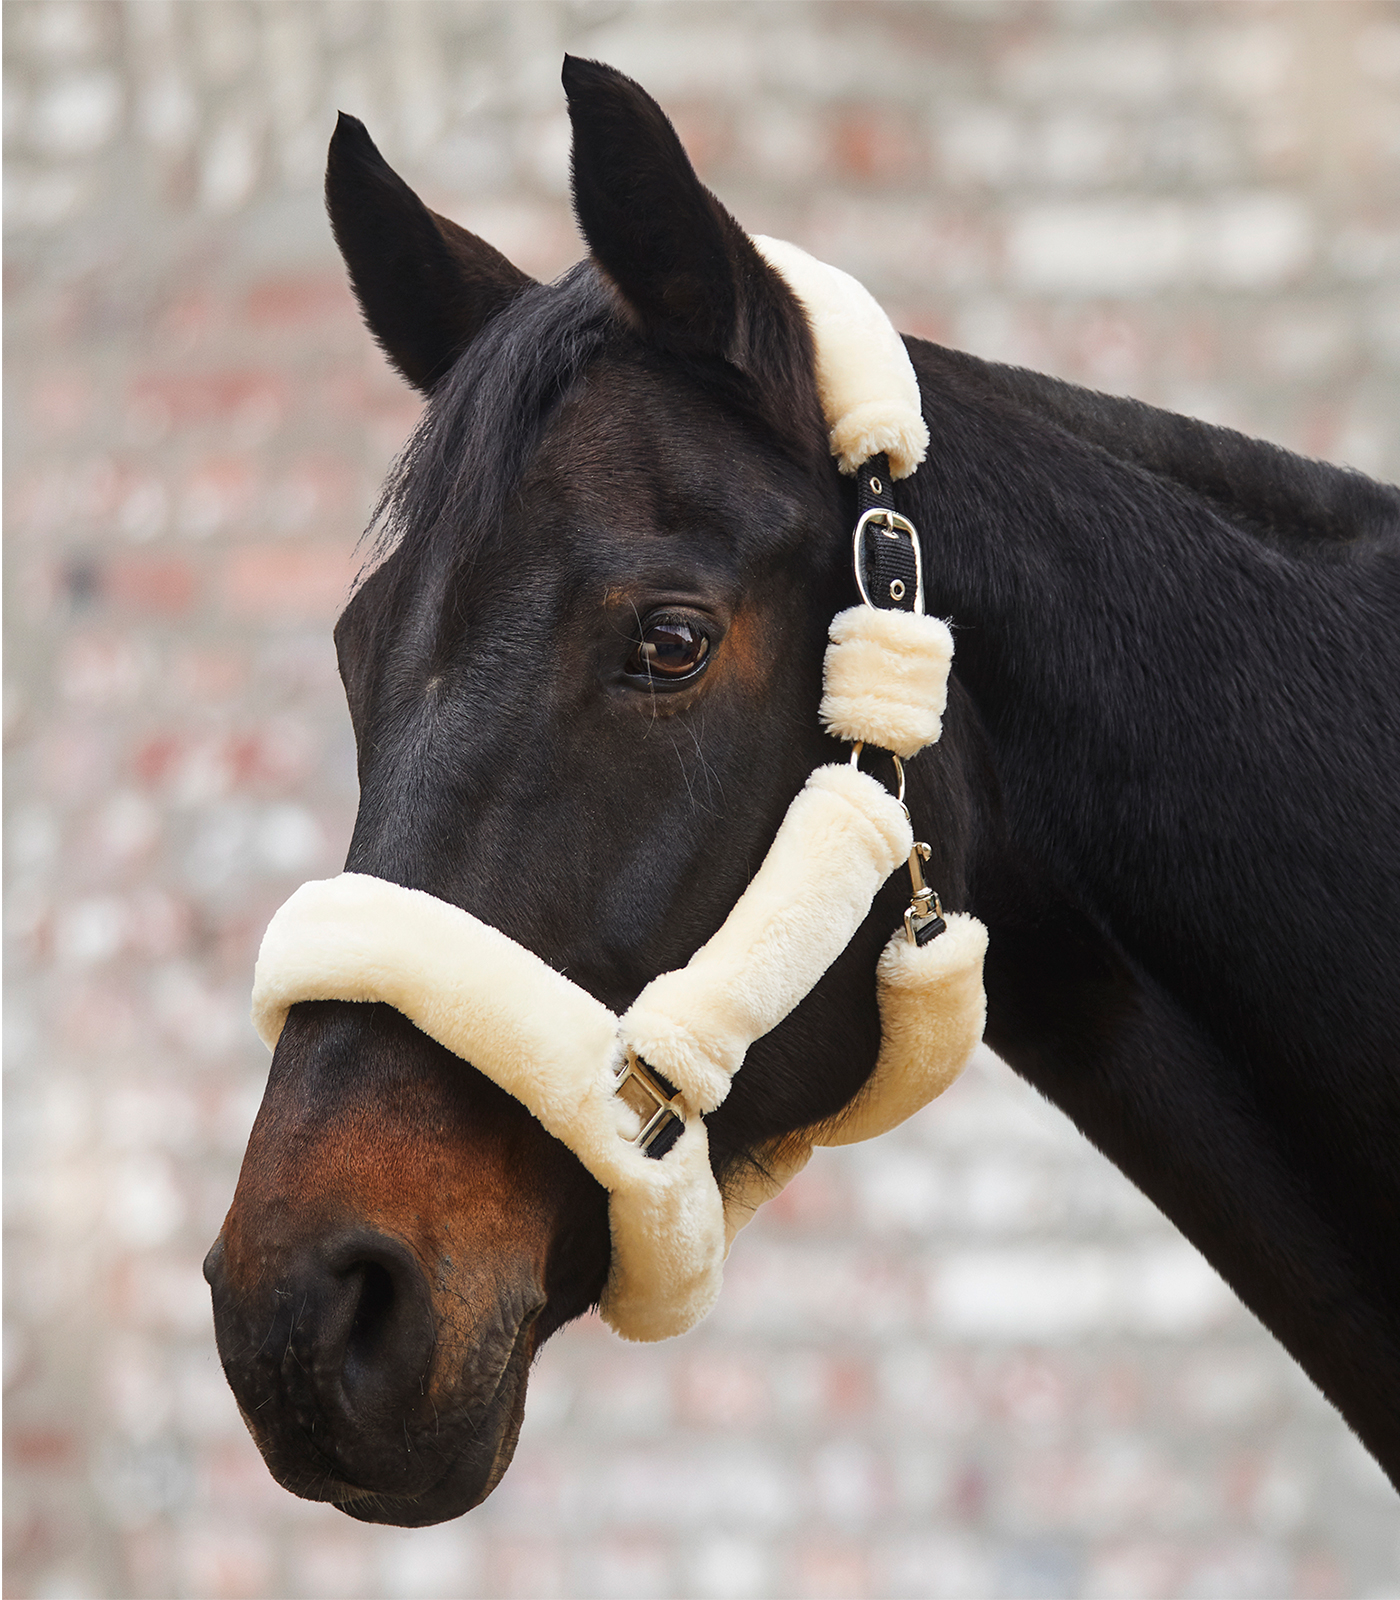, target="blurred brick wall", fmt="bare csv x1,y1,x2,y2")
5,3,1399,1598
